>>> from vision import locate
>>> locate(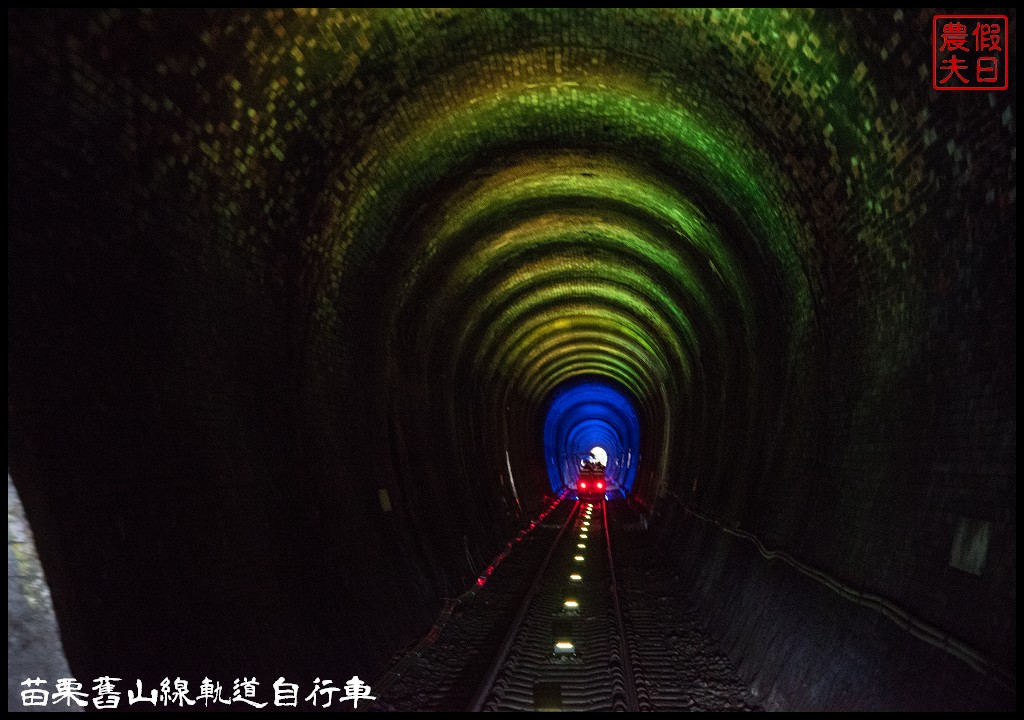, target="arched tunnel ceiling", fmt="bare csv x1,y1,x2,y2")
23,8,827,423
322,26,806,414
